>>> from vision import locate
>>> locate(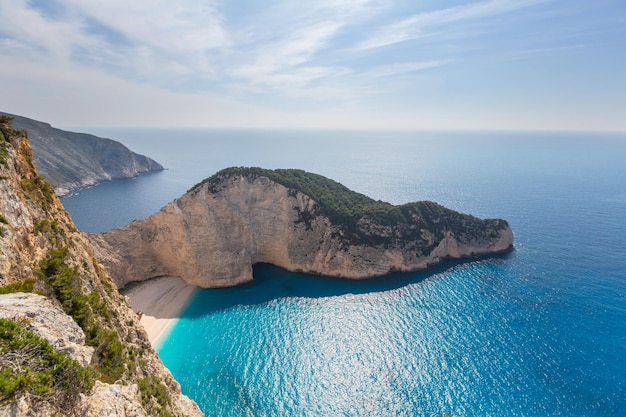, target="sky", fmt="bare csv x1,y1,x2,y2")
0,0,625,131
